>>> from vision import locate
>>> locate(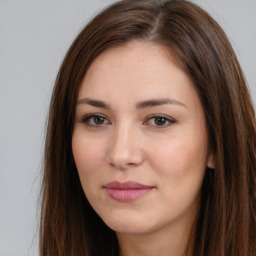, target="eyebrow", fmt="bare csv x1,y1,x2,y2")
77,98,111,109
135,98,186,109
76,97,186,109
